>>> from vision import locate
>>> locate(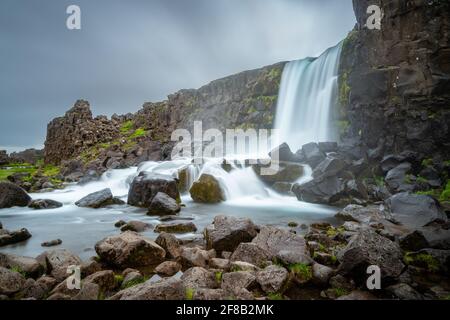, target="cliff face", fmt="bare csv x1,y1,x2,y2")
339,0,450,160
43,63,285,174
